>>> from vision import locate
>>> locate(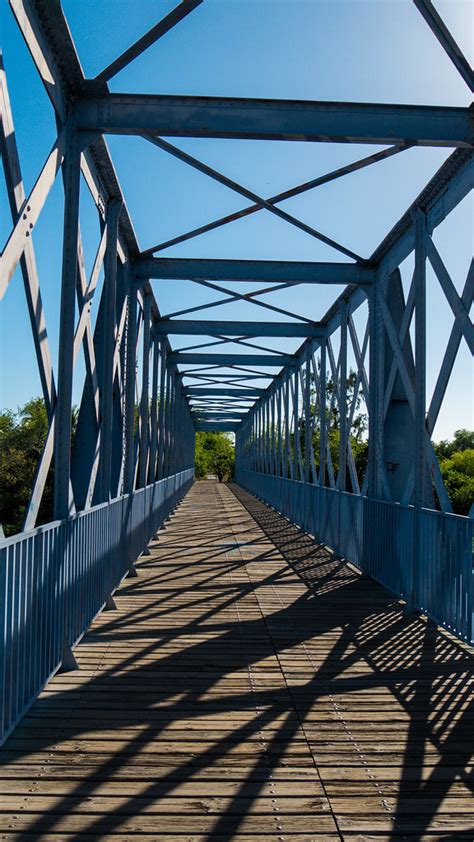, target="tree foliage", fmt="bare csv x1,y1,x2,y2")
194,432,235,482
434,429,474,460
434,430,474,516
1,398,471,536
0,398,80,536
302,367,369,486
0,398,52,535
